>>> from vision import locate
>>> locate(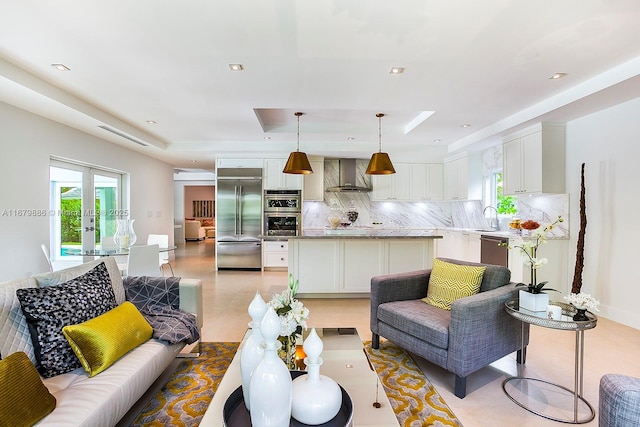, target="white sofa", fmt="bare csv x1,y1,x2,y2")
0,256,203,427
185,219,206,241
